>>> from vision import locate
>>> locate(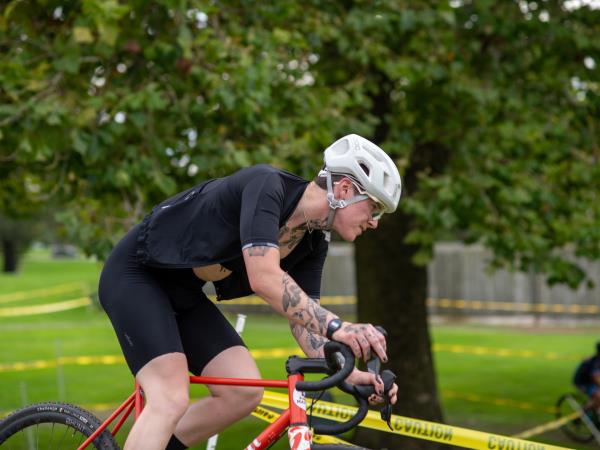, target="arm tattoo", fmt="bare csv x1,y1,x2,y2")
282,273,302,311
282,273,330,334
342,324,367,334
247,245,270,256
291,323,326,357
